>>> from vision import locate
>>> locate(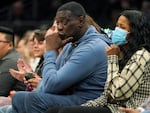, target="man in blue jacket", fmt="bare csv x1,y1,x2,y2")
0,1,112,113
